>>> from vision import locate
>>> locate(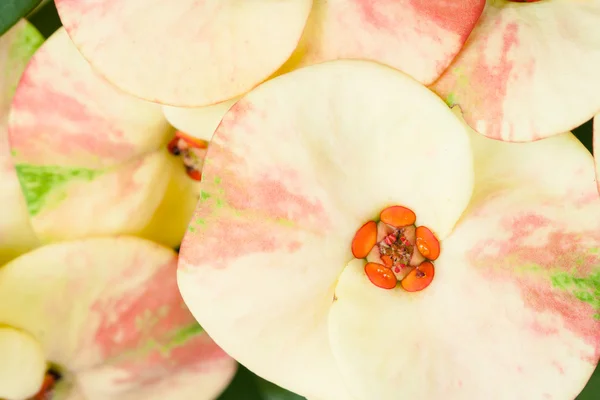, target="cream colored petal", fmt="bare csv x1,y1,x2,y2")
328,112,600,399
162,97,239,141
178,60,473,398
0,327,46,400
280,0,485,84
8,28,198,246
0,237,235,400
55,0,313,106
433,0,600,141
0,20,43,263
